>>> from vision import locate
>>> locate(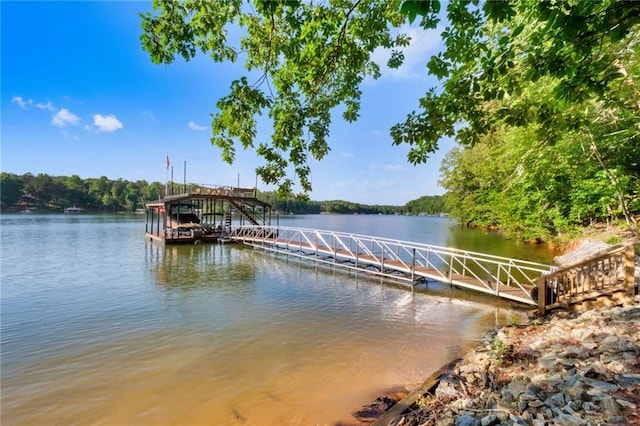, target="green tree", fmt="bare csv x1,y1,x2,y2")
392,1,640,235
404,195,445,215
141,0,408,196
0,173,24,208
